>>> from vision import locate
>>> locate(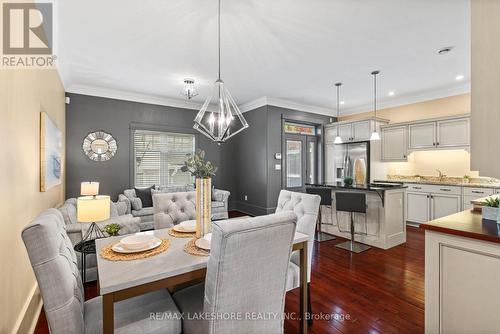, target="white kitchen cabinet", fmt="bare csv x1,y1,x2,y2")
338,123,353,142
463,187,495,210
406,191,430,223
352,121,371,141
436,118,470,147
325,126,337,143
405,184,462,224
408,122,436,149
324,144,335,183
381,126,407,161
431,193,462,220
